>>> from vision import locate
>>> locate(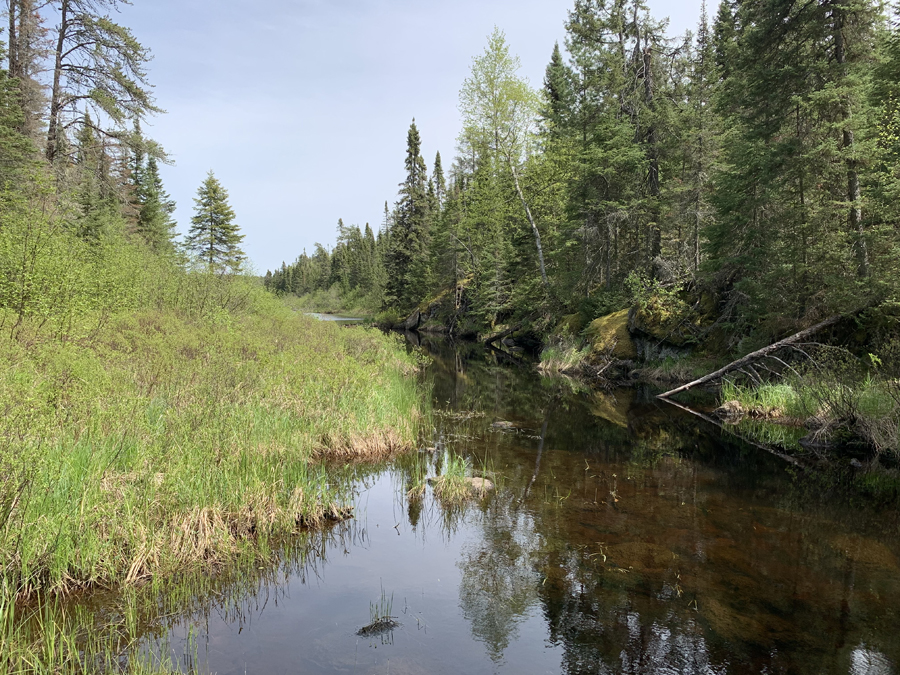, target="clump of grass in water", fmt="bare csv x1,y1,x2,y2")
357,586,398,637
720,378,807,419
429,451,494,505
